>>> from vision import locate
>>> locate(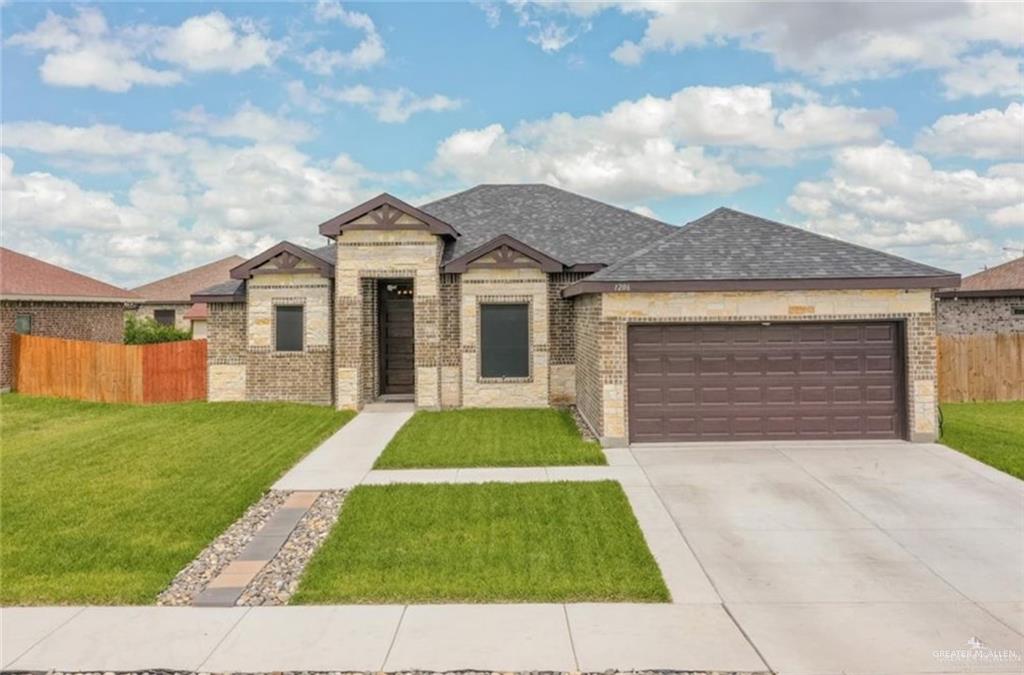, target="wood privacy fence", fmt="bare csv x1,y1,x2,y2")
938,333,1024,403
11,334,206,404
